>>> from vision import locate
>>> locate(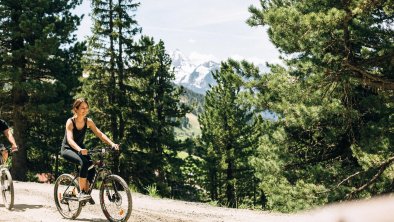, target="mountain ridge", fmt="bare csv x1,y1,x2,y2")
171,49,219,94
171,49,270,94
